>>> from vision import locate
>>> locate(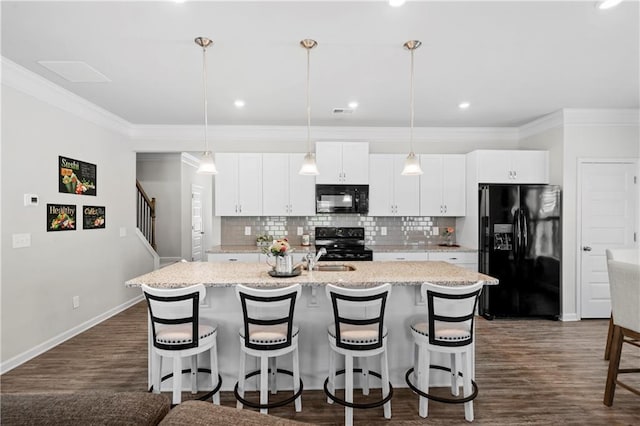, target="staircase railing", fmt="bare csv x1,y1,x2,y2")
136,180,156,251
